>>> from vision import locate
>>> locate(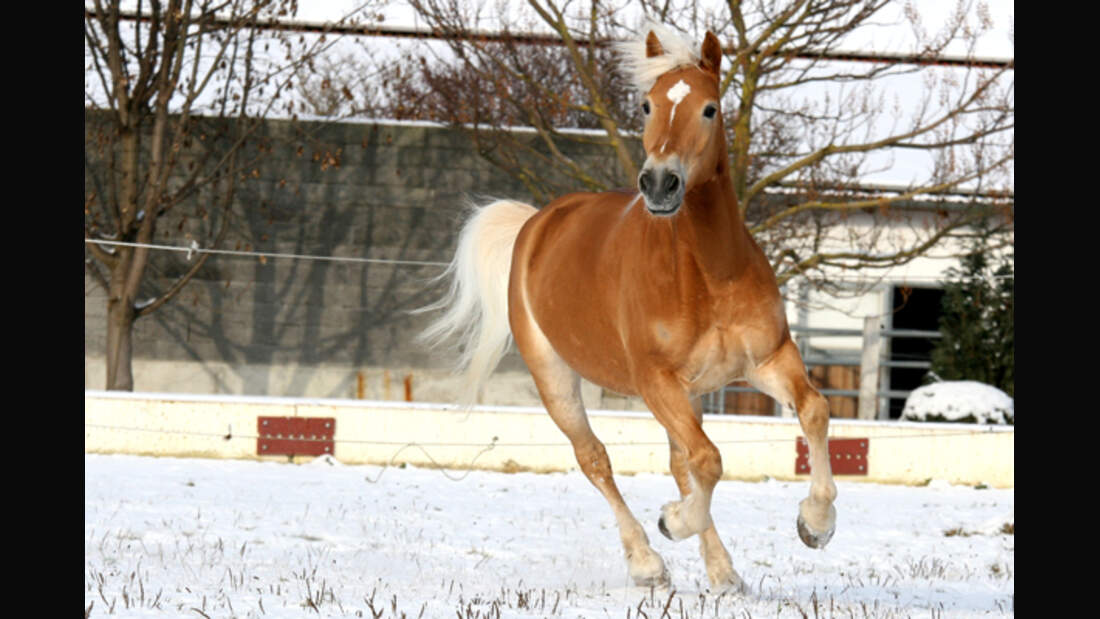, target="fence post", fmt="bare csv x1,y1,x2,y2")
858,316,882,420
